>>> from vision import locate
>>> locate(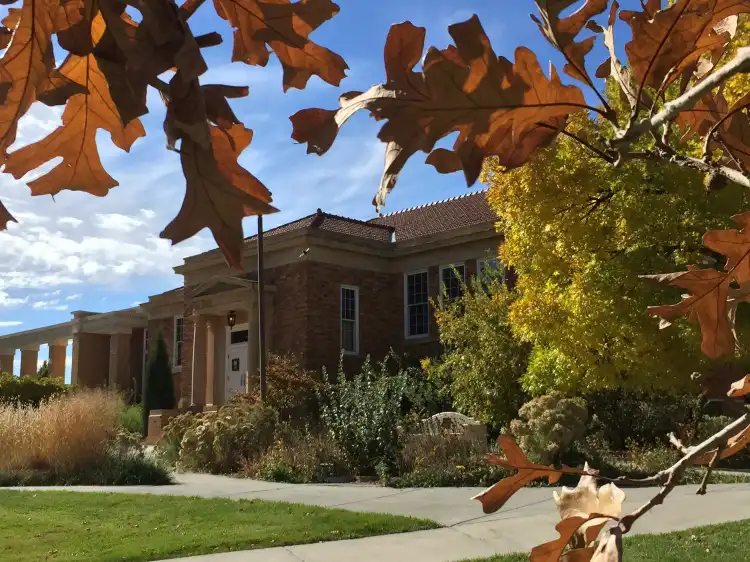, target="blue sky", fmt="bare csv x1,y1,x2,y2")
0,1,642,375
